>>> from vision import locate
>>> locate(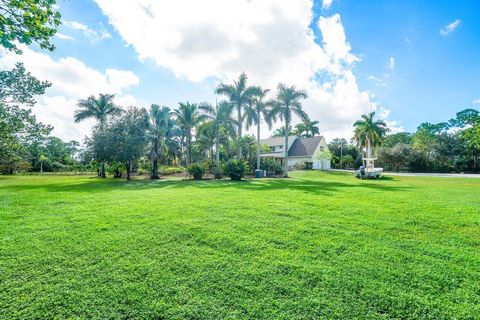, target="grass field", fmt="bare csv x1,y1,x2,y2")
1,172,479,319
